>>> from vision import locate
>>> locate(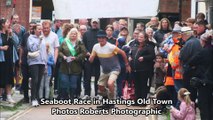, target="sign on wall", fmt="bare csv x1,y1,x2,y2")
32,6,42,20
